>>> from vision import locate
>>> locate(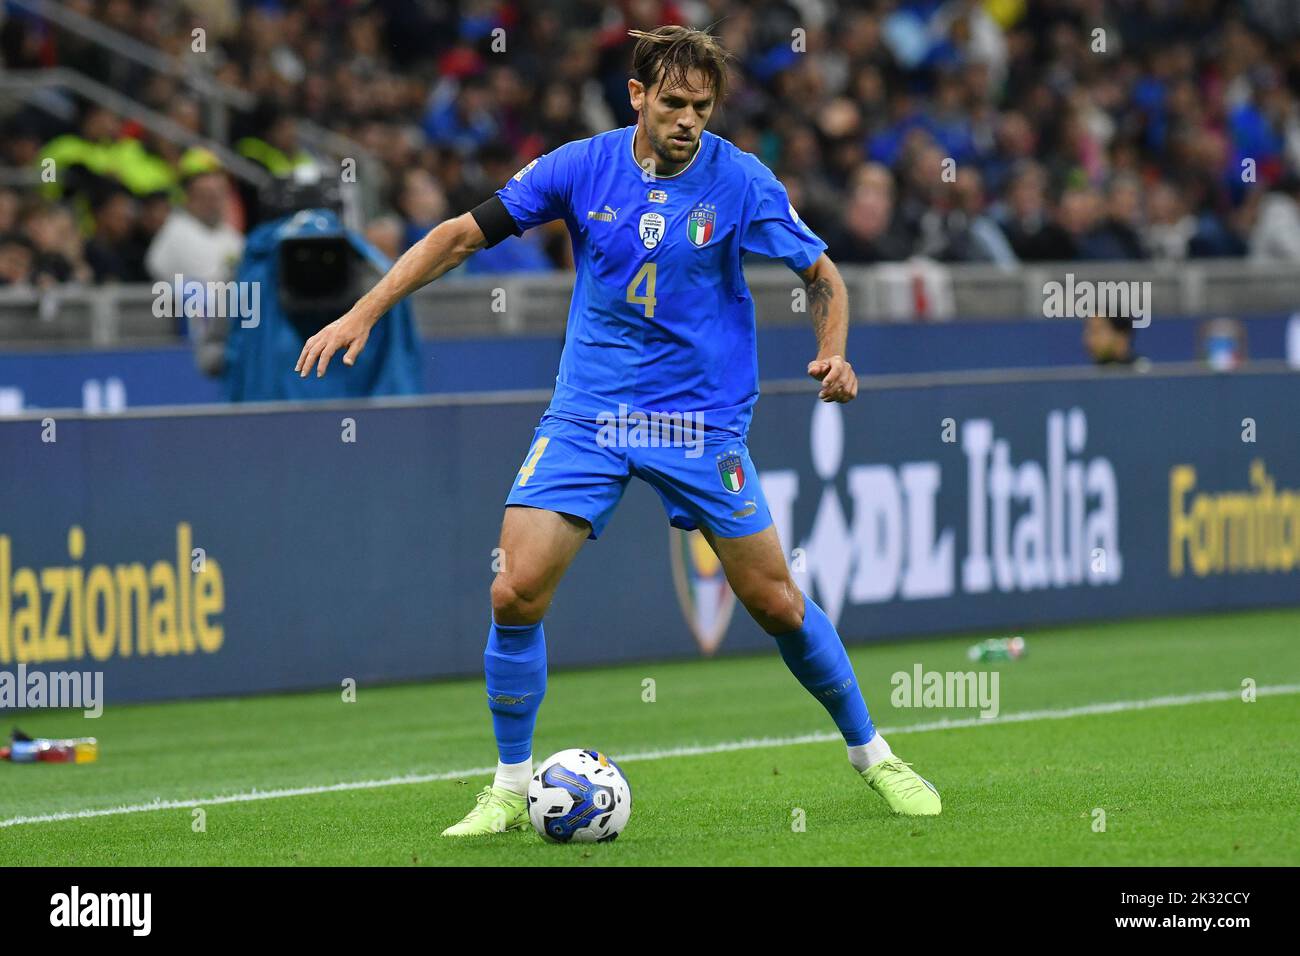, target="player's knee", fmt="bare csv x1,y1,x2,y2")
744,580,804,635
491,573,550,625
